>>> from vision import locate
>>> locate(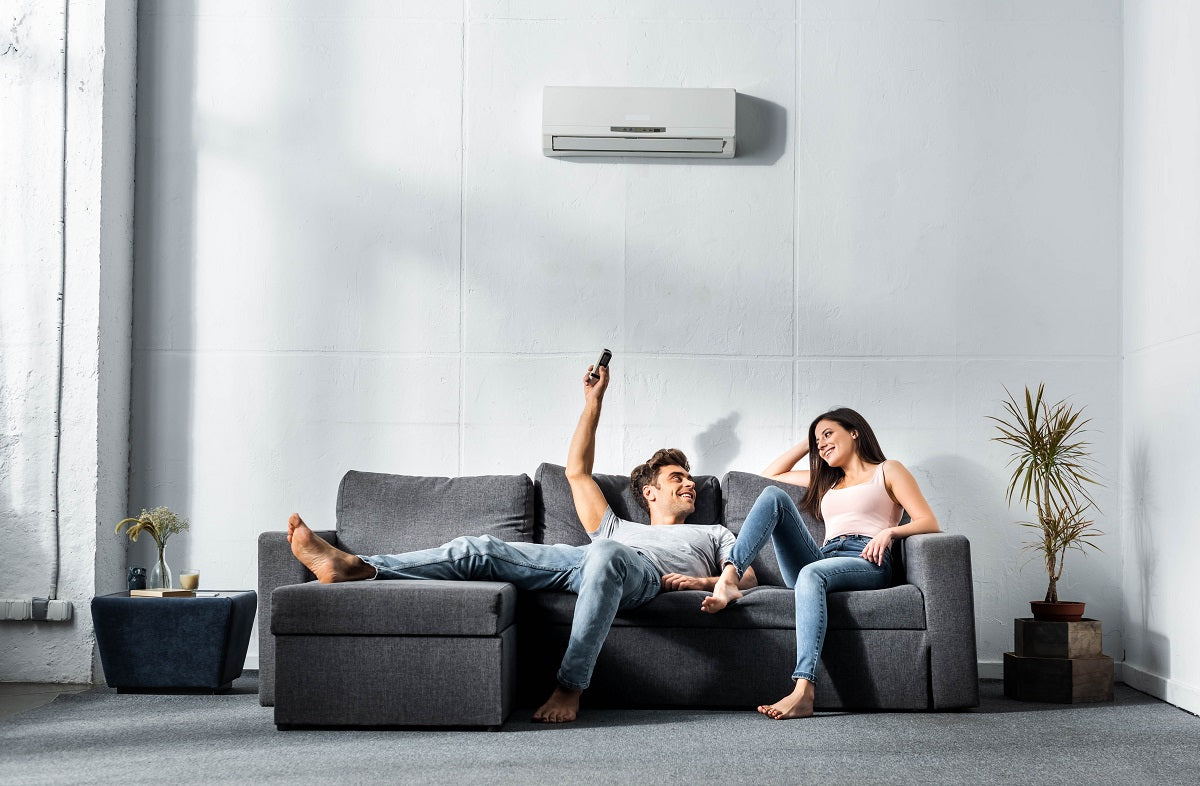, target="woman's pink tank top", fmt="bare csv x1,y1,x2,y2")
820,463,903,544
